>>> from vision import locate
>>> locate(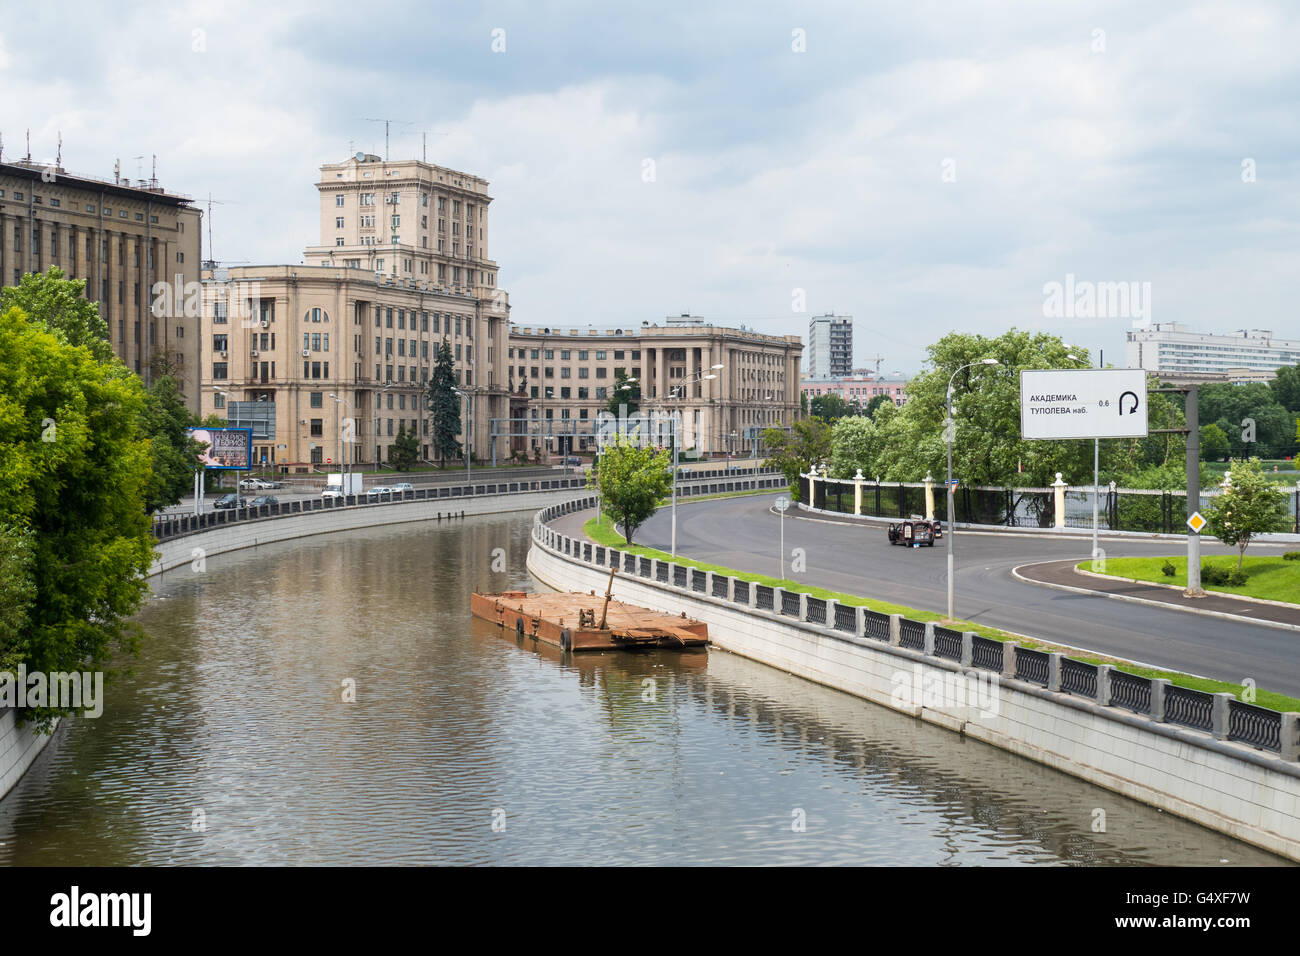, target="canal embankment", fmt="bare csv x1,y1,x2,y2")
528,496,1300,862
